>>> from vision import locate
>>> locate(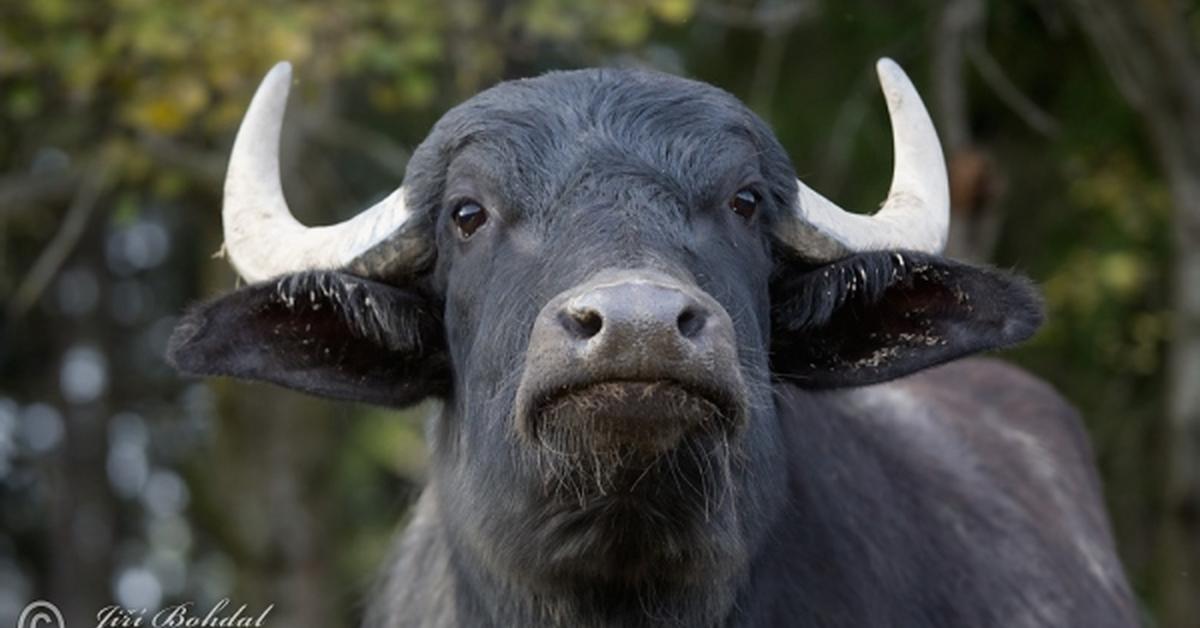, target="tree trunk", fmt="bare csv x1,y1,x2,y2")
933,0,1008,262
1063,1,1200,625
194,384,339,628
